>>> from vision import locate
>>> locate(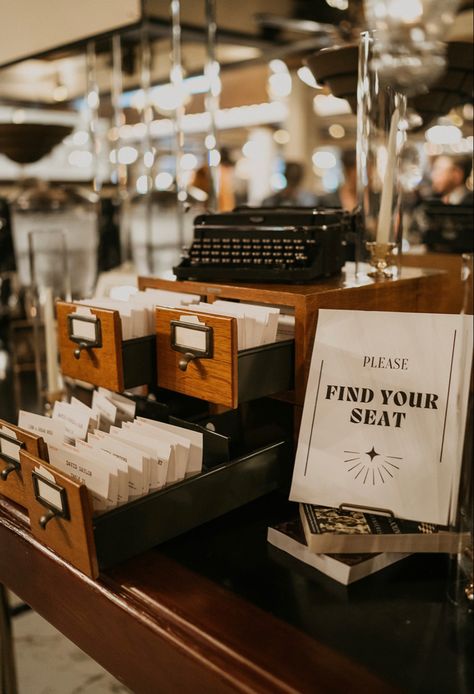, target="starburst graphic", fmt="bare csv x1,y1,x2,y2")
344,447,402,485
